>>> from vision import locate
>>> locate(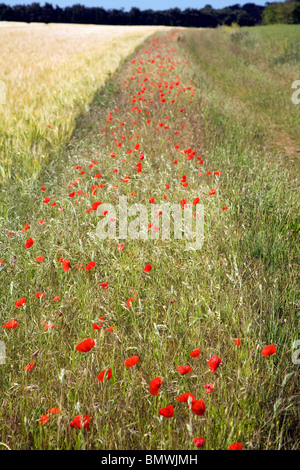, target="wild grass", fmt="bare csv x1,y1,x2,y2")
185,25,300,158
0,27,299,450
